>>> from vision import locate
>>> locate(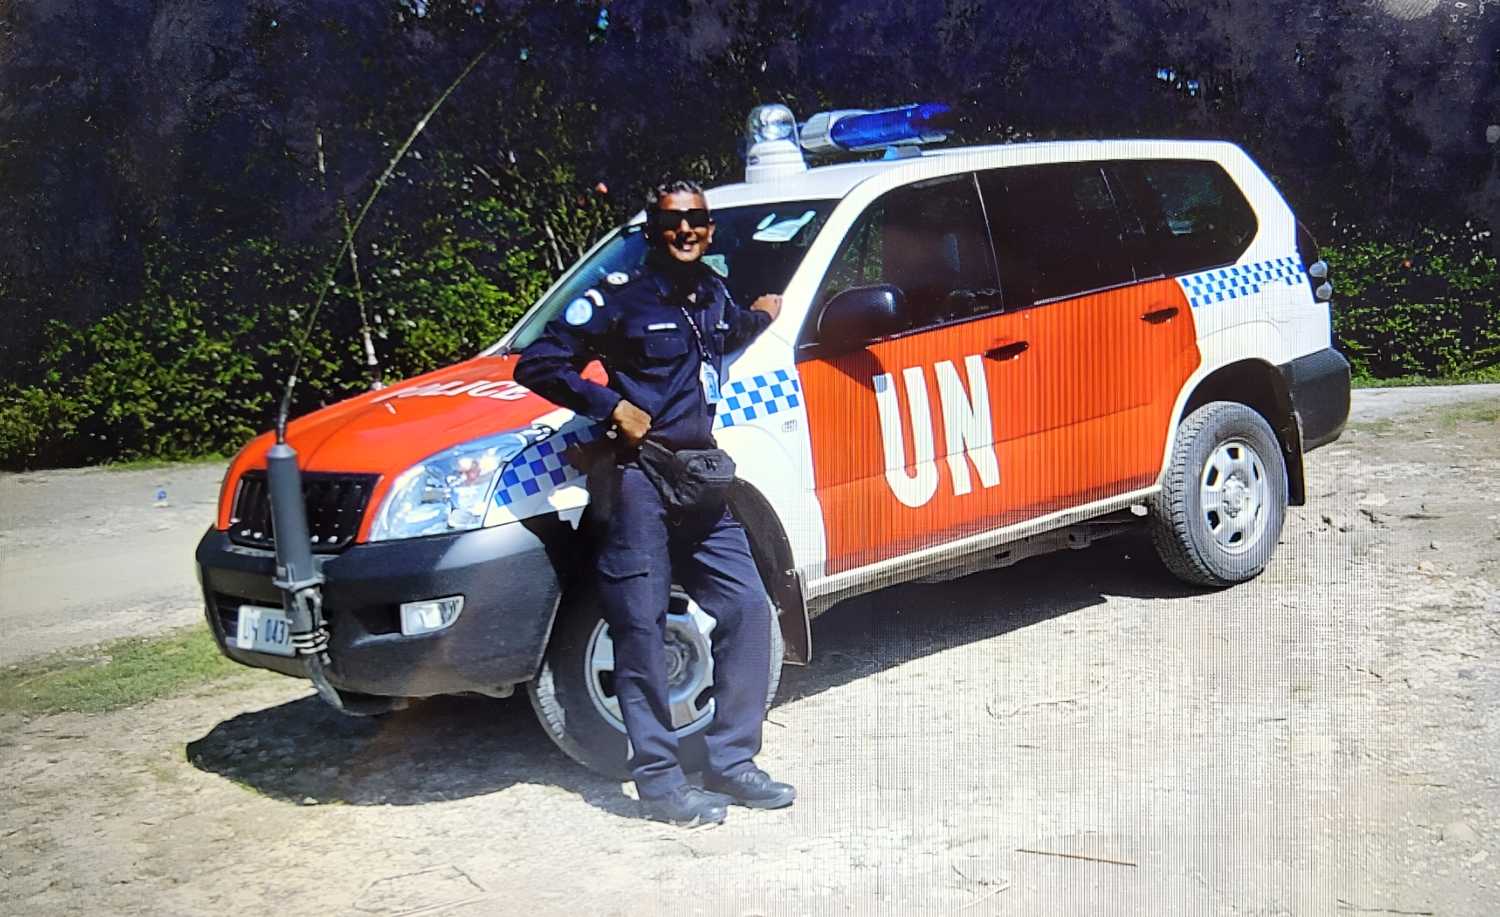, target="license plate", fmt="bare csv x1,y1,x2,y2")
236,605,295,657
